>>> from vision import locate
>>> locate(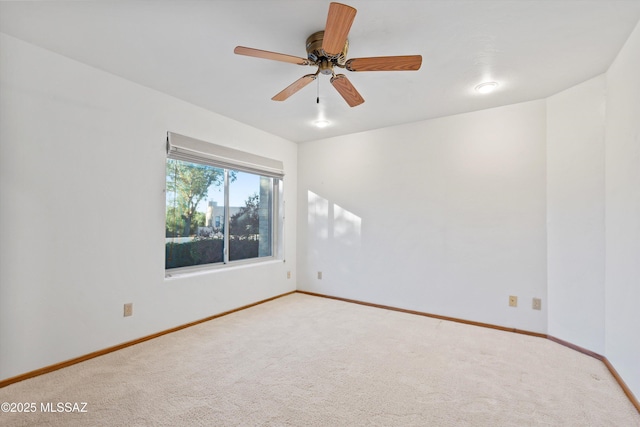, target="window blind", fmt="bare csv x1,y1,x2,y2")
166,132,285,179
